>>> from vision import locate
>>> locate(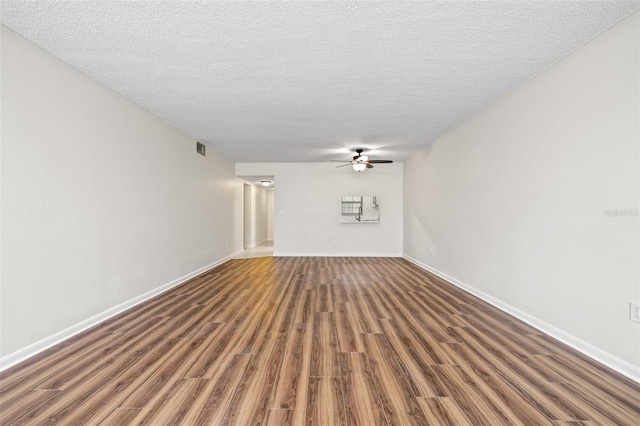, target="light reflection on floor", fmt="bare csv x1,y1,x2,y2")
232,240,274,259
